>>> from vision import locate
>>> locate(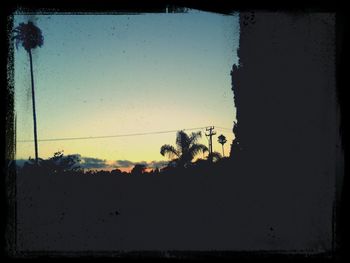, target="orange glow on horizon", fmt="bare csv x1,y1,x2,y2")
84,166,157,173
